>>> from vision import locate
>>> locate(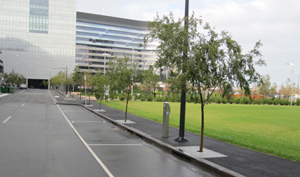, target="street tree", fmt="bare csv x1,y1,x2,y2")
2,71,25,86
279,79,293,98
269,83,277,98
71,66,84,87
107,56,141,122
145,13,265,152
140,65,159,94
258,75,271,98
92,72,109,110
51,71,66,88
